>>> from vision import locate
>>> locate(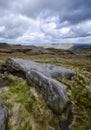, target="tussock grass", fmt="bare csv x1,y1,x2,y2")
57,67,91,130
0,47,91,130
0,74,59,130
